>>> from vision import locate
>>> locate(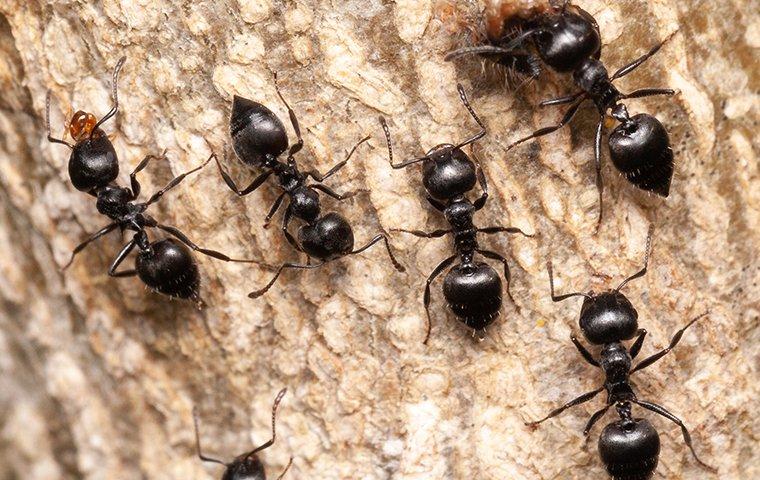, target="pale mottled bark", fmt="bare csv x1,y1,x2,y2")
0,1,757,479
